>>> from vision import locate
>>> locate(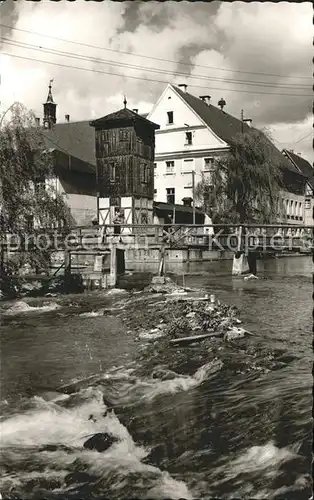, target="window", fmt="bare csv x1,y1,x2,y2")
182,159,193,173
144,165,149,183
166,160,175,174
305,198,311,209
154,163,157,169
140,163,149,184
204,157,214,171
166,187,175,205
103,130,110,143
185,131,192,145
167,111,173,124
119,129,128,141
154,189,157,194
136,137,143,155
34,174,46,195
109,163,116,182
114,207,125,220
141,212,148,224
